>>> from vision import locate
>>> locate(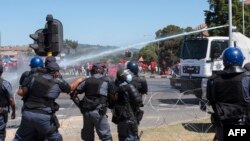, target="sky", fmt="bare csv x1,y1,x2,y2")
0,0,209,47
